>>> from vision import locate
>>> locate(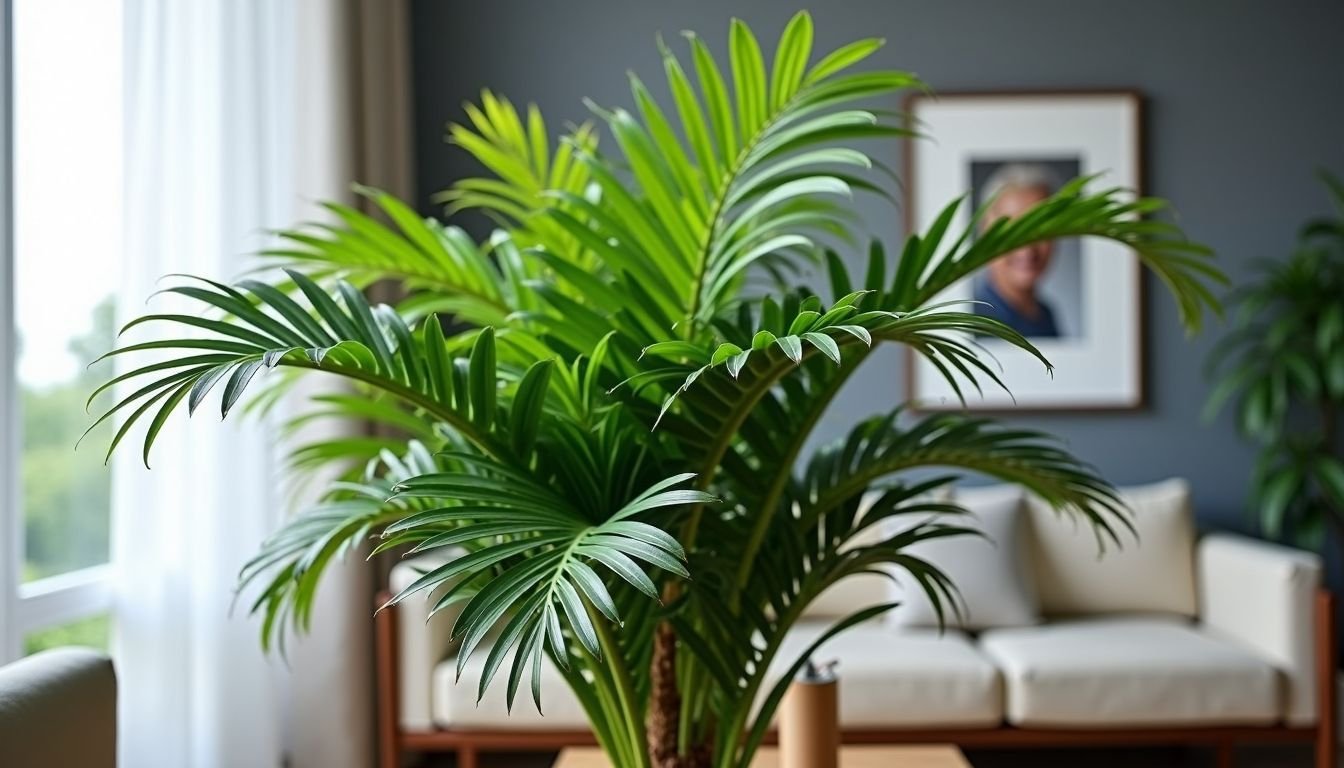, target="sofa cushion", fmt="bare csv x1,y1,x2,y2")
887,484,1039,630
771,621,1002,728
980,616,1280,727
1027,477,1197,617
433,650,588,730
432,622,1003,730
803,572,892,620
